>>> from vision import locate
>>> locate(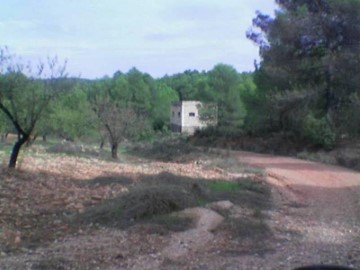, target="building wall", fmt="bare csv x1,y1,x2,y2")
181,101,207,130
170,102,182,127
171,101,210,134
